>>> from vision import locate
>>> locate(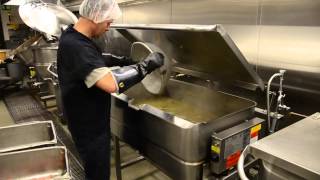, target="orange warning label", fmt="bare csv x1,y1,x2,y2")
251,131,258,138
226,151,241,169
